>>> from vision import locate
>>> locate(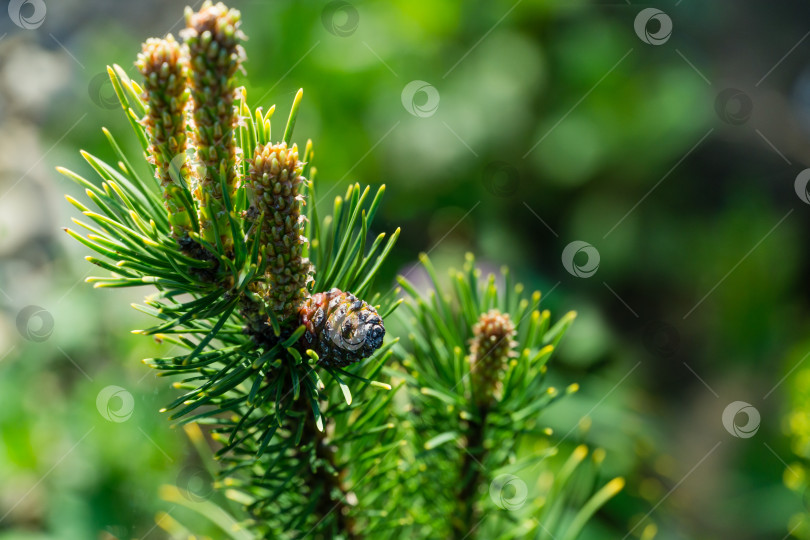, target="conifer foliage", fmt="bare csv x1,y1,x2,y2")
60,2,622,538
395,255,625,539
